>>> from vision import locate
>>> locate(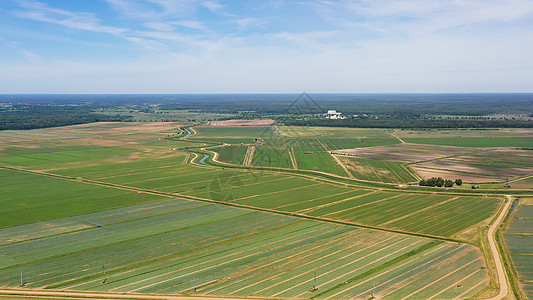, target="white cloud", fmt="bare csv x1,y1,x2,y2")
202,1,224,12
